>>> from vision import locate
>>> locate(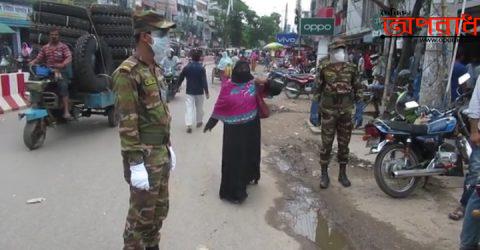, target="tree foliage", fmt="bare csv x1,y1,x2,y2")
211,0,281,48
